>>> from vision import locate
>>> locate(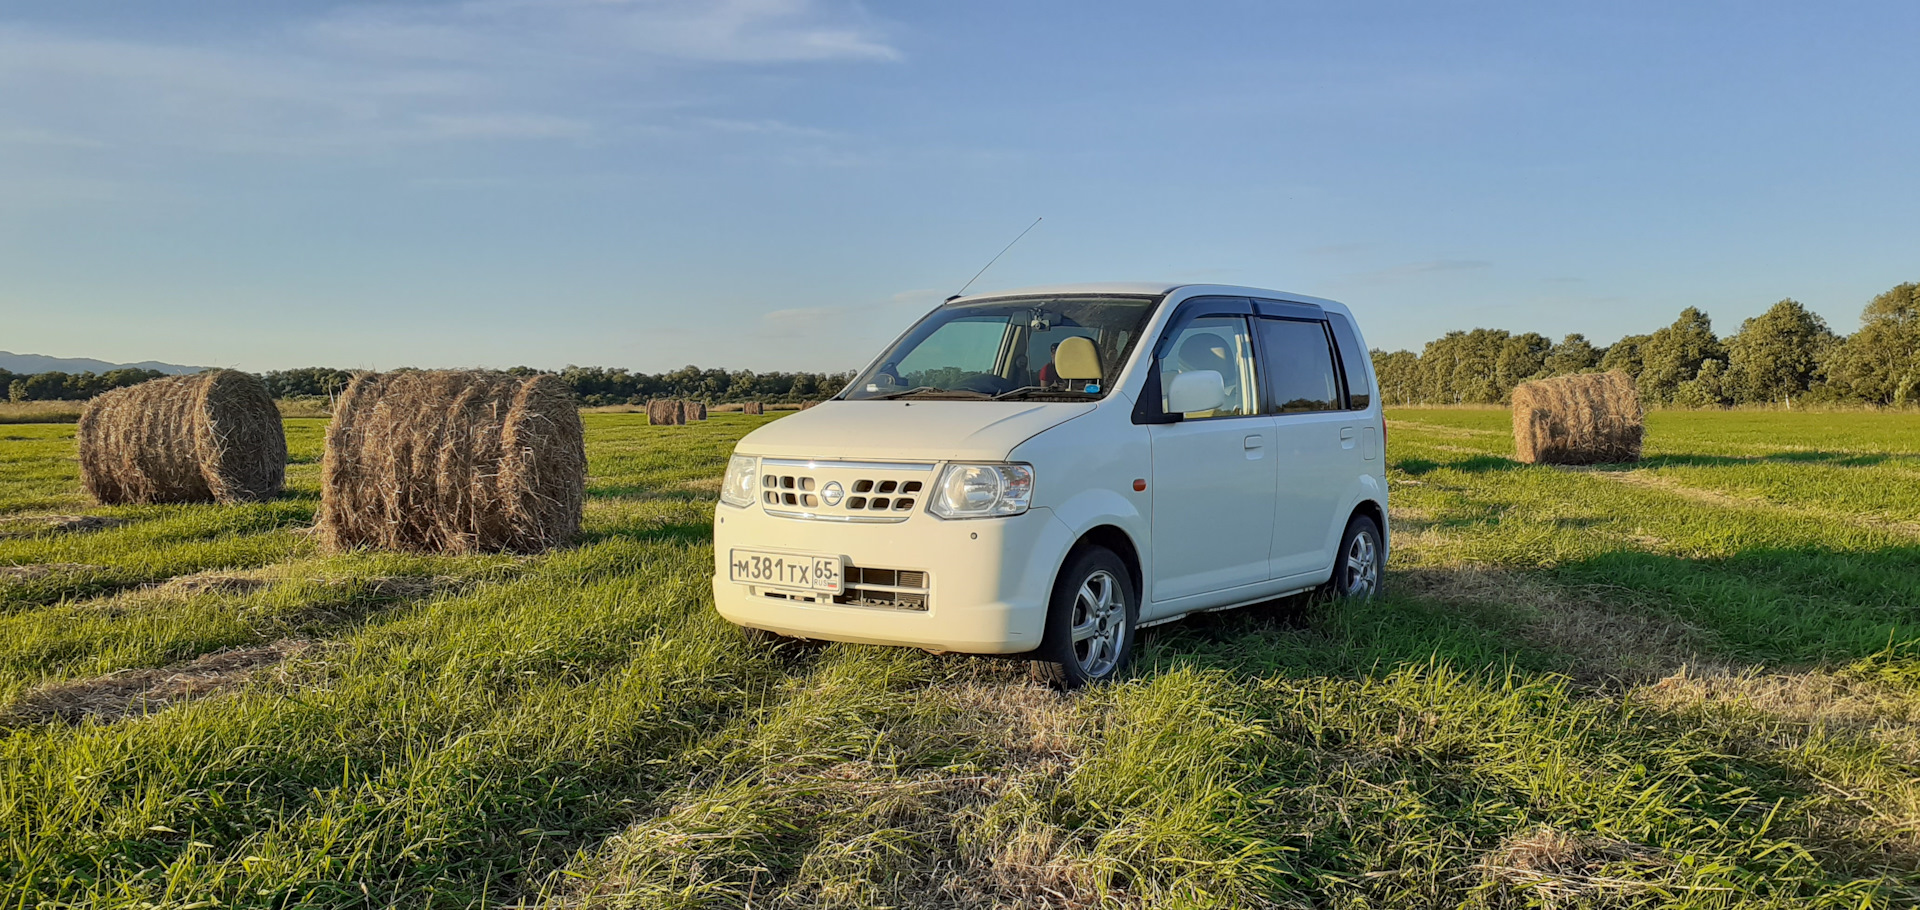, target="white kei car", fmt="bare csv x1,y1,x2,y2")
713,283,1388,686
